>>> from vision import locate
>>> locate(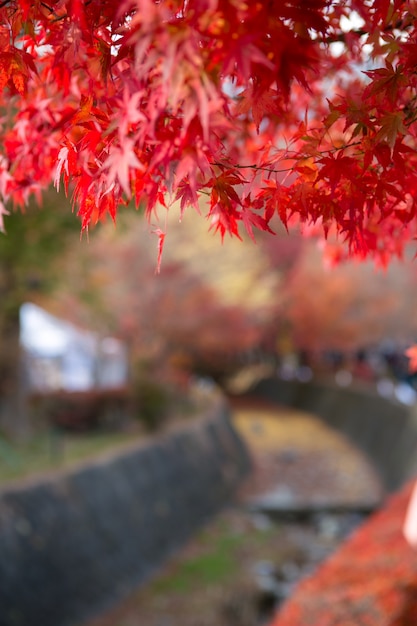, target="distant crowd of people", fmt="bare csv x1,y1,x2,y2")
276,343,417,405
